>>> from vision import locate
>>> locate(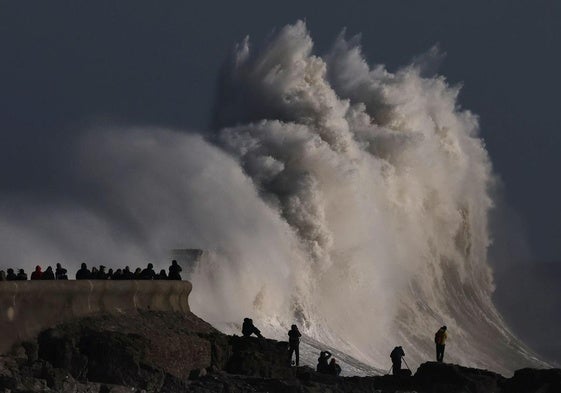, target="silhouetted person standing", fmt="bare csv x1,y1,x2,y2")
0,270,5,281
16,269,27,280
55,263,68,280
390,346,405,375
107,268,114,280
30,266,43,280
435,326,447,362
328,358,341,376
317,351,331,373
242,318,263,338
6,268,17,281
288,324,302,366
42,266,55,280
76,263,91,280
168,260,182,280
140,263,156,280
156,269,167,280
133,268,142,279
